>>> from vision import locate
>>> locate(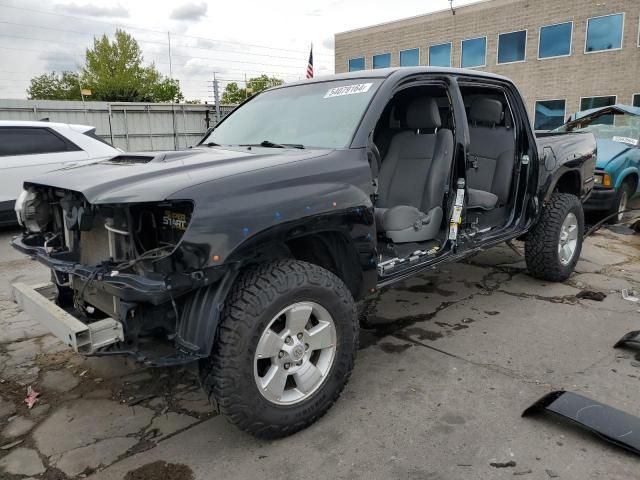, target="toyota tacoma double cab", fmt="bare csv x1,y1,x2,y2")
11,67,596,438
